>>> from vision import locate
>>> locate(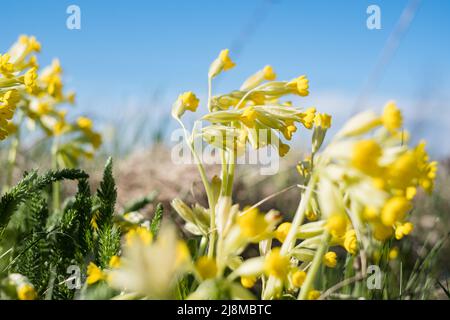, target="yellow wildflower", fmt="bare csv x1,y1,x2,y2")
195,256,217,280
381,197,412,226
77,116,93,130
373,222,394,241
287,75,309,96
263,65,276,81
307,290,321,300
275,222,292,243
241,276,257,288
125,226,153,246
326,214,347,238
240,106,257,128
109,255,121,269
389,247,399,260
172,91,199,118
278,142,290,157
292,270,307,287
351,139,382,176
395,222,414,240
300,107,316,129
0,53,14,76
314,113,332,129
382,101,402,133
323,251,337,268
24,67,38,92
17,284,37,300
237,207,268,239
343,230,358,255
264,247,290,279
86,262,105,285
